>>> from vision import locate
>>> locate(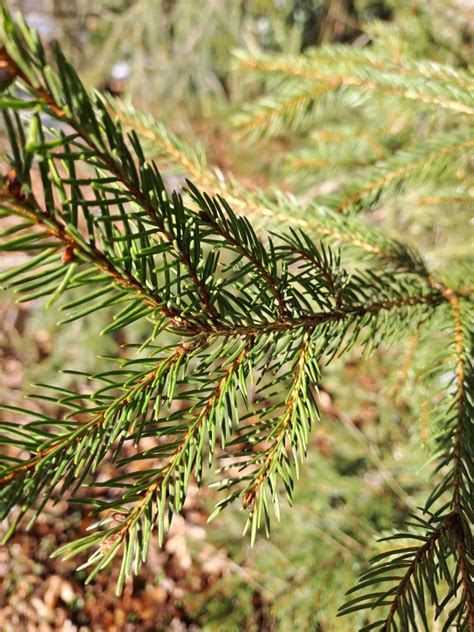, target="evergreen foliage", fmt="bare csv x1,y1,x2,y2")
0,6,472,630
